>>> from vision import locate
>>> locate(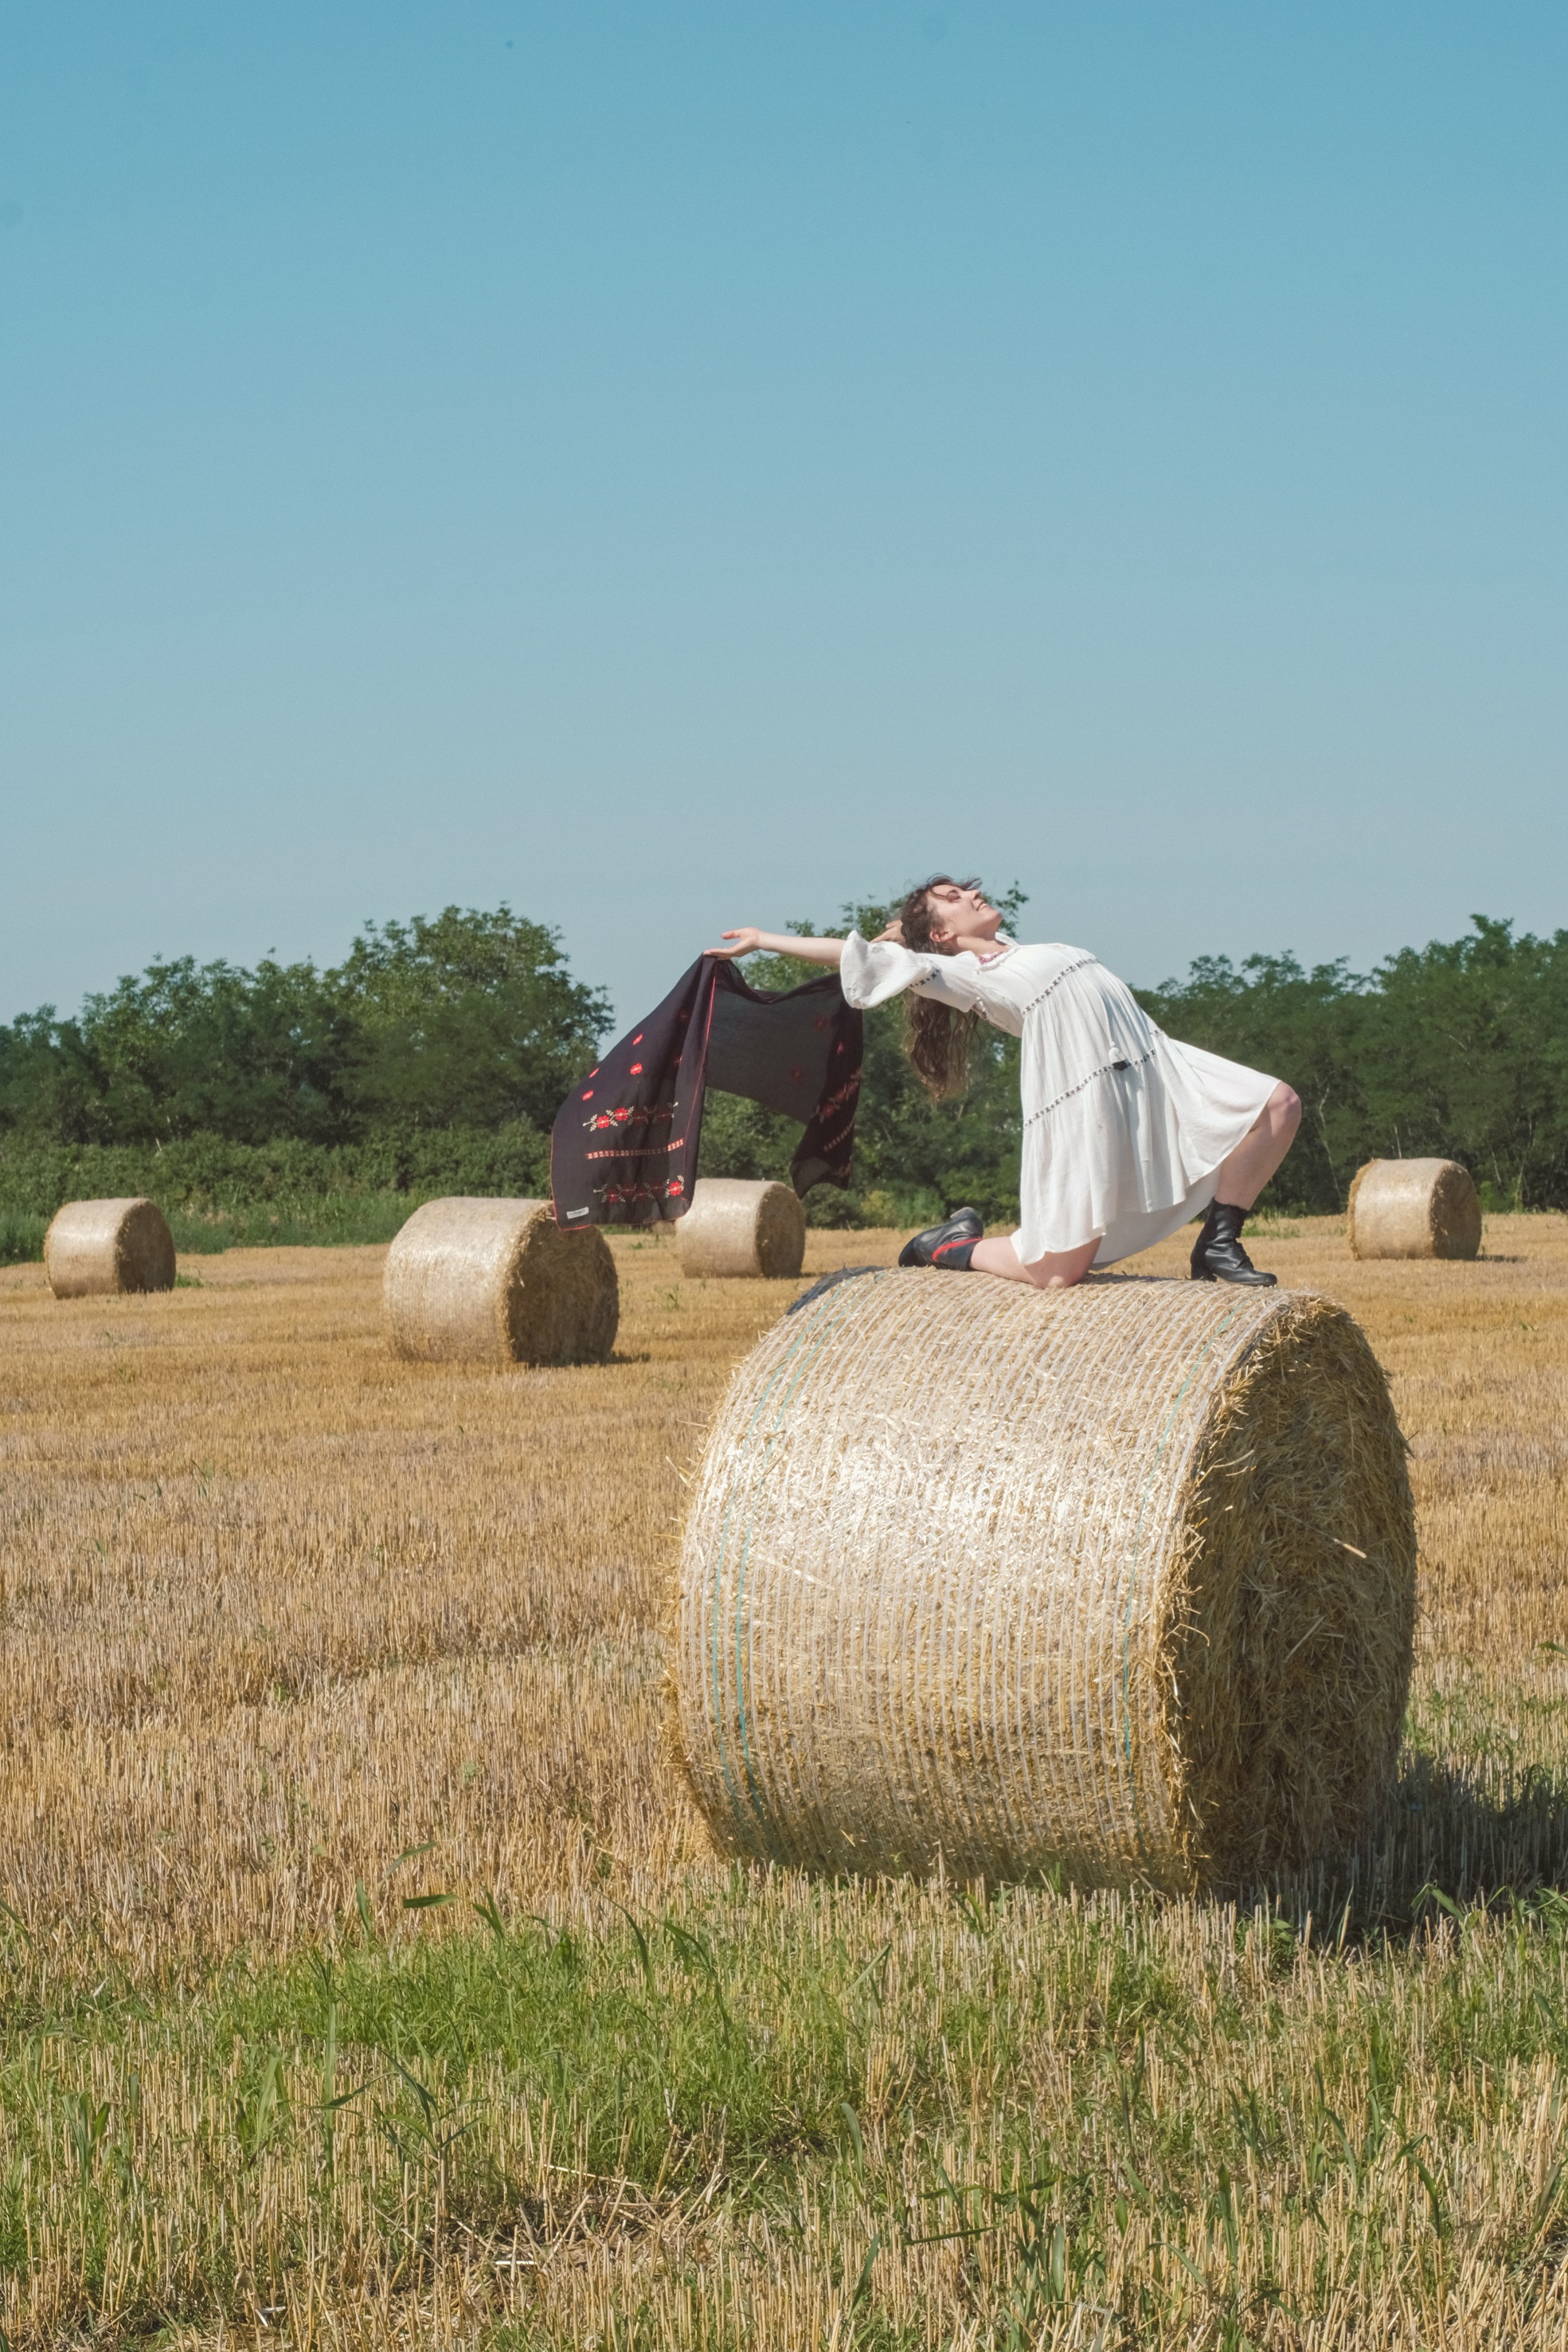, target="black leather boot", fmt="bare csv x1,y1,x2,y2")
898,1206,983,1270
1190,1201,1277,1286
